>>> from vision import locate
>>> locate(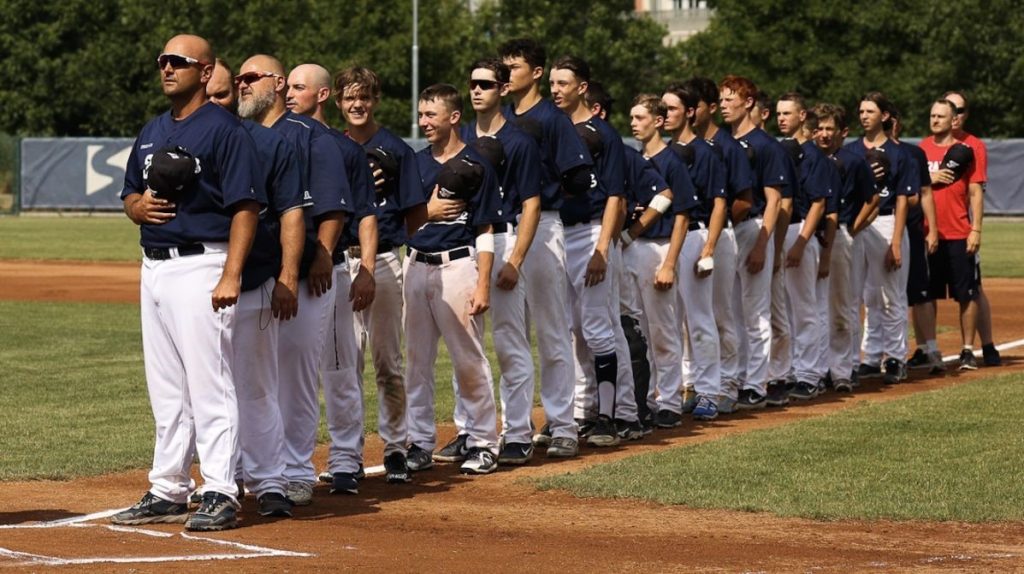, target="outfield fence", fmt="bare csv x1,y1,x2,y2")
12,136,1024,214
